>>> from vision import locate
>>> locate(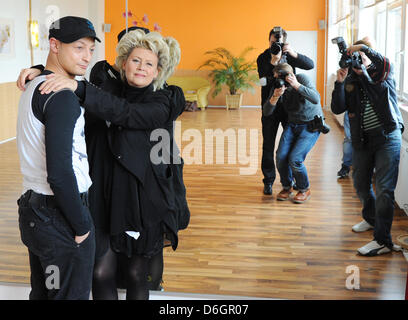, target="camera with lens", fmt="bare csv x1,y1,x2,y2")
331,36,363,69
308,115,330,134
260,71,290,89
270,26,286,56
272,70,290,89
